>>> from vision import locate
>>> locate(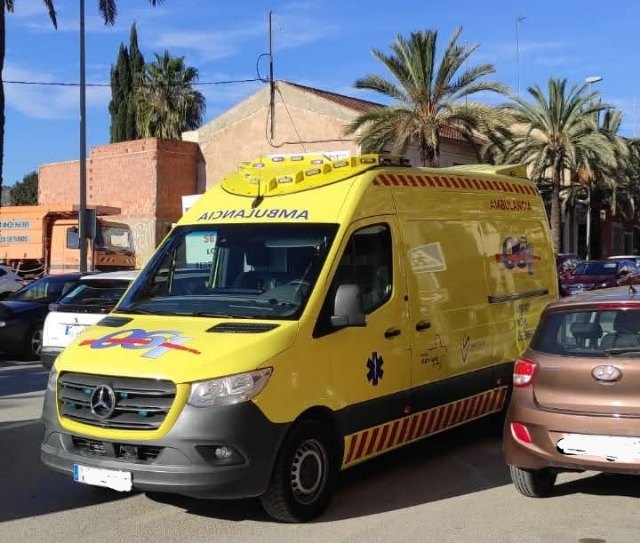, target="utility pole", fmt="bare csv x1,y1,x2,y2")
79,0,88,272
516,16,527,97
269,10,275,141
